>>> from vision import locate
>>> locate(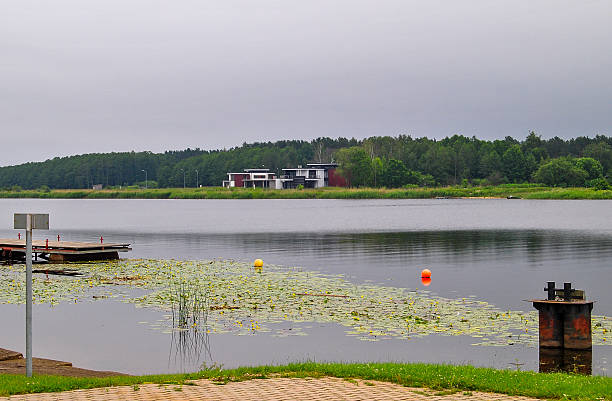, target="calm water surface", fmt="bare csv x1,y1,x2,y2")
0,199,610,375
